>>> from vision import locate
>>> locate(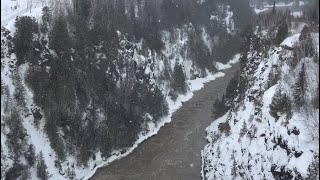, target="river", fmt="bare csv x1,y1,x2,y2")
90,63,239,180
